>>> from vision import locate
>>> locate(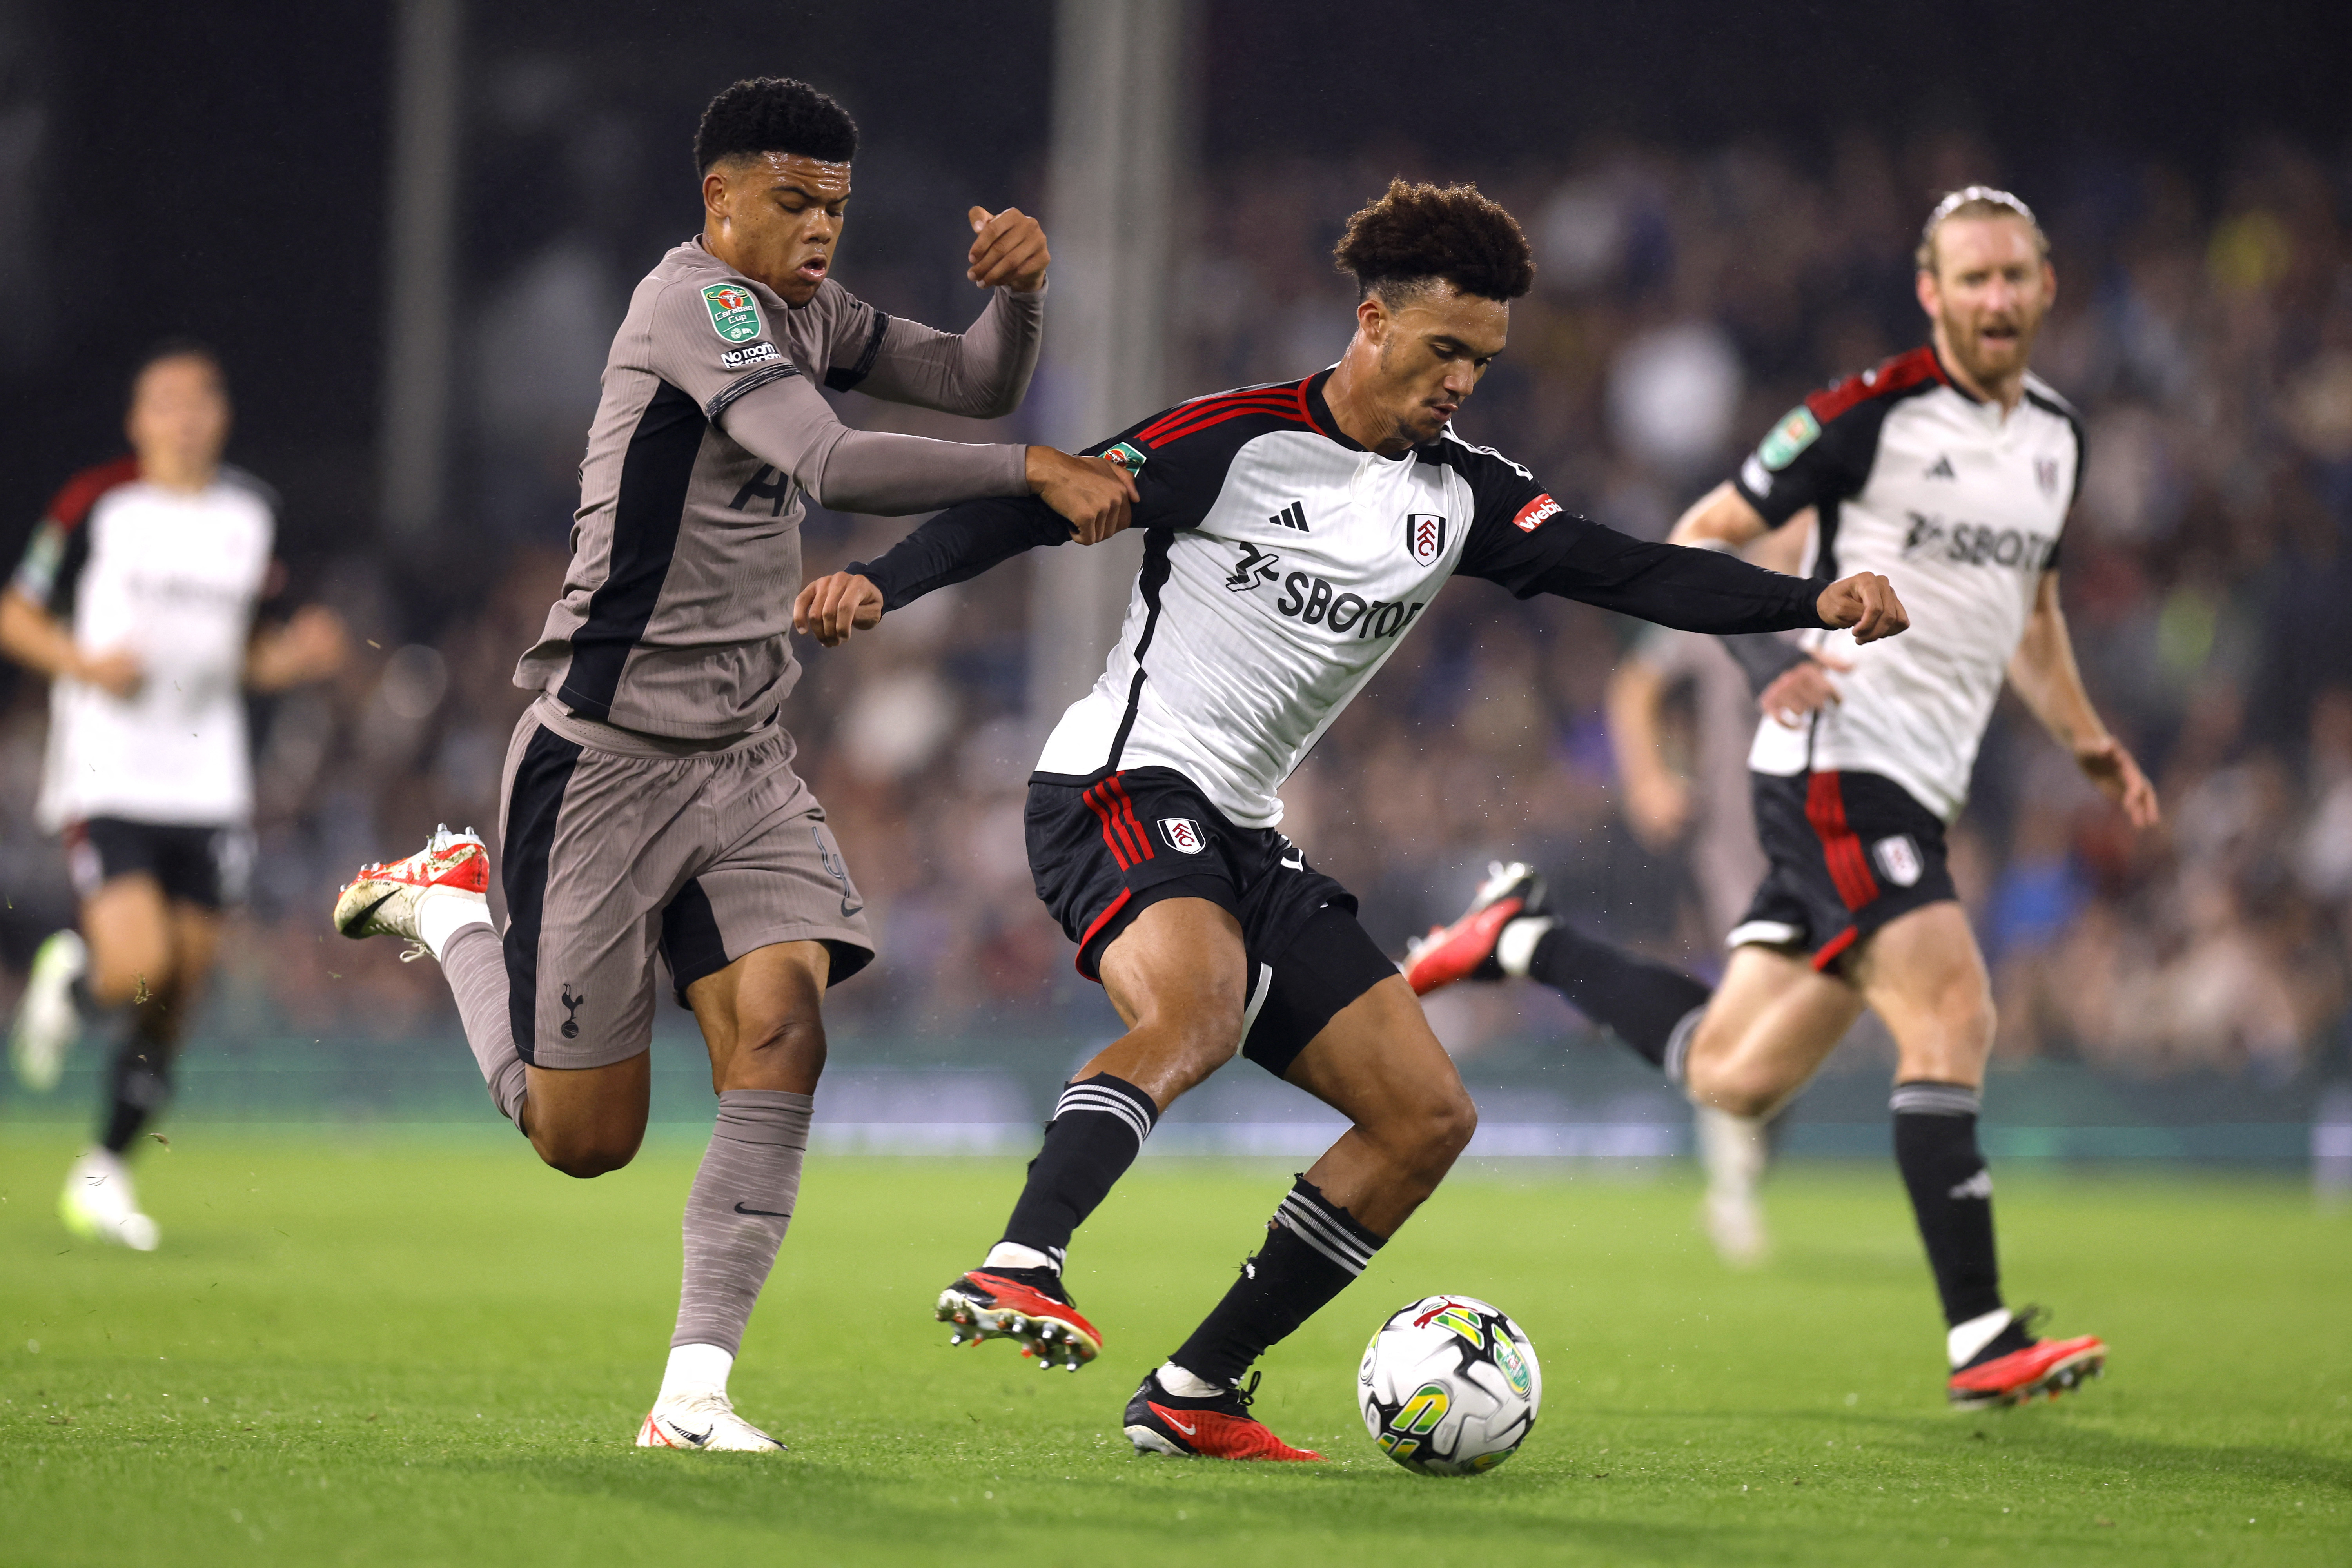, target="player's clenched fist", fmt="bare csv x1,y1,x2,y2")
793,572,884,648
1815,572,1908,644
968,205,1050,292
1027,446,1138,545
